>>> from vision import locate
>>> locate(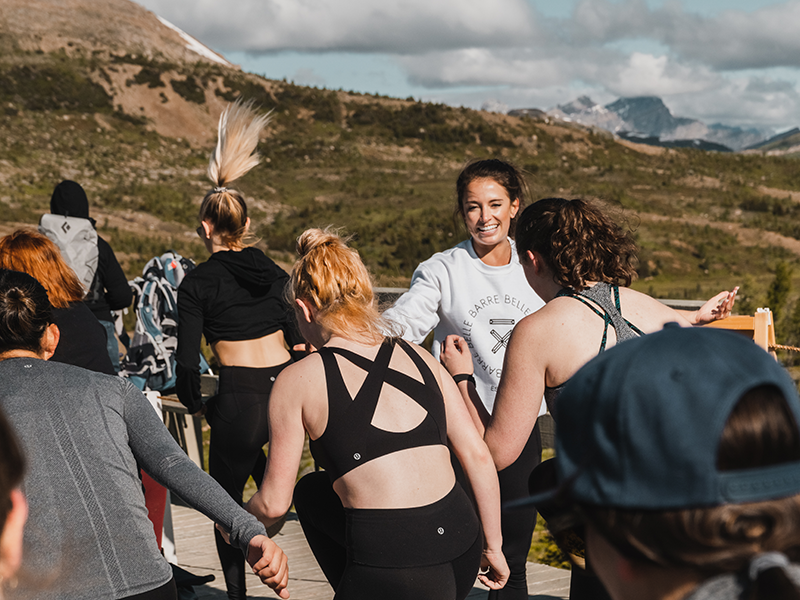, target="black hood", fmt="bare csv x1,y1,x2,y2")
210,247,286,289
50,180,96,226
